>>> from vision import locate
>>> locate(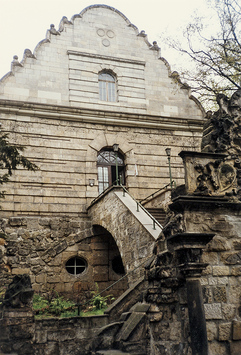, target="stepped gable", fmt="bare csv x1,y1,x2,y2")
0,5,204,119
